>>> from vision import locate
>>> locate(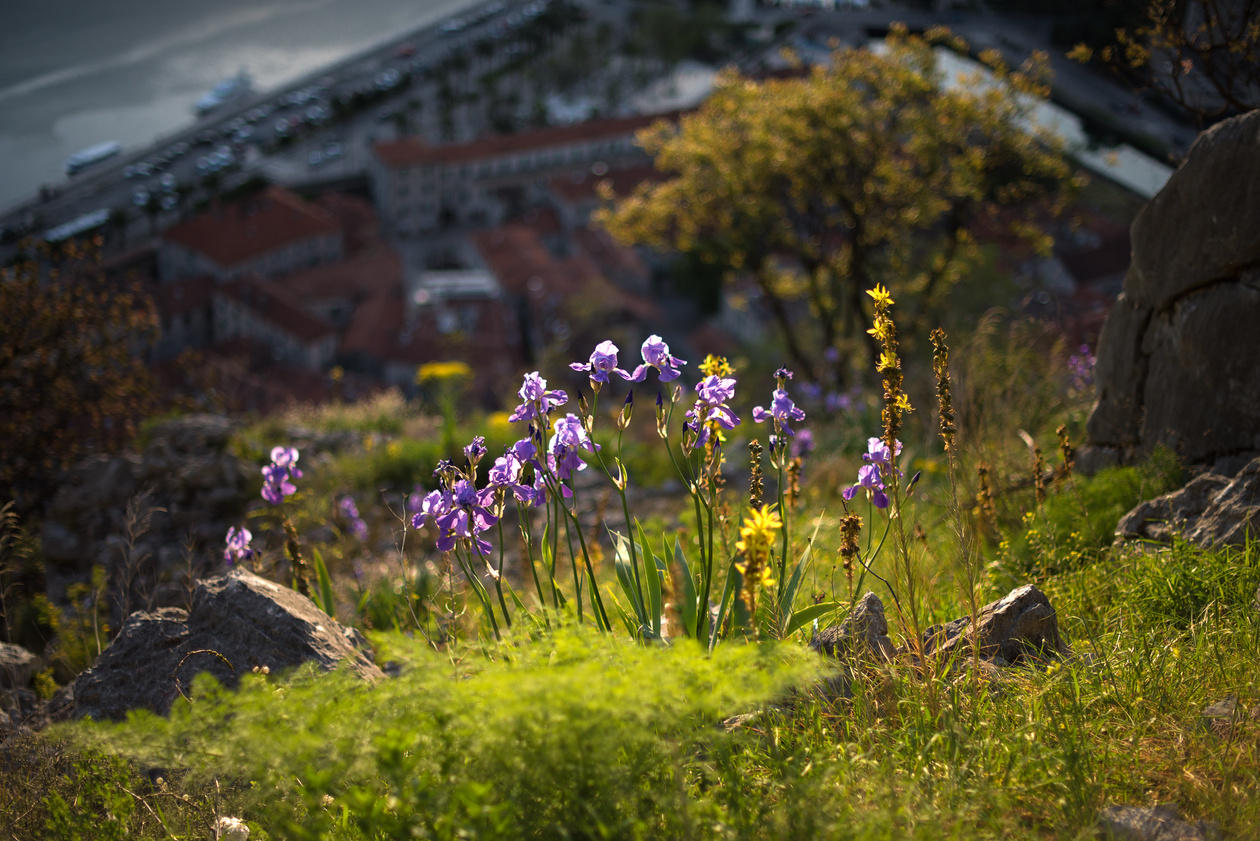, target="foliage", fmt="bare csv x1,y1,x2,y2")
68,629,819,841
992,448,1183,580
1071,0,1260,122
599,27,1078,385
0,242,159,512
